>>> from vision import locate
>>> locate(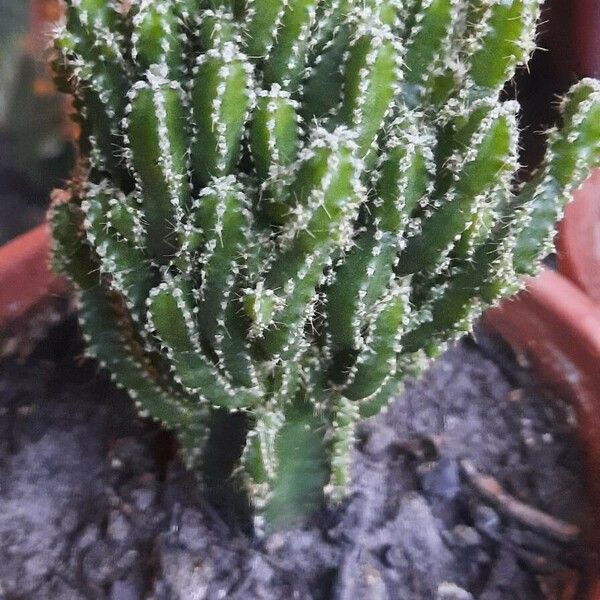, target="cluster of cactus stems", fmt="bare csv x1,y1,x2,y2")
50,0,600,528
